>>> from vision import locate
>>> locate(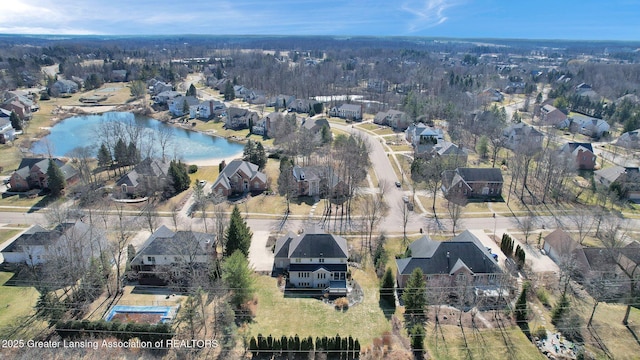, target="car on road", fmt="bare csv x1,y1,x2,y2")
395,181,401,188
402,195,409,203
198,180,207,186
